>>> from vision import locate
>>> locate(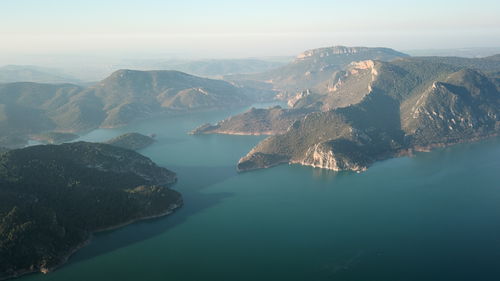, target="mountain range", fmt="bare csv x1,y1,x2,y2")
113,58,290,77
236,56,500,171
226,46,408,95
0,70,274,147
1,45,499,173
